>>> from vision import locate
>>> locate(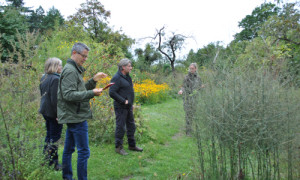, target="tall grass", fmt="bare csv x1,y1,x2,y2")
194,68,300,179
